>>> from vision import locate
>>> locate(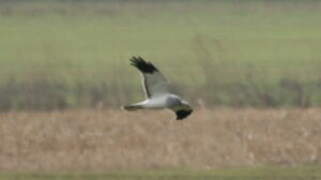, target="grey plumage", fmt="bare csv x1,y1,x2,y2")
122,56,193,120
